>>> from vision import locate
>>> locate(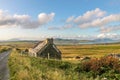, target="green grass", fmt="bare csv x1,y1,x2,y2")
58,44,120,58
0,42,120,79
0,46,11,53
8,49,89,80
8,49,120,80
1,41,120,58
